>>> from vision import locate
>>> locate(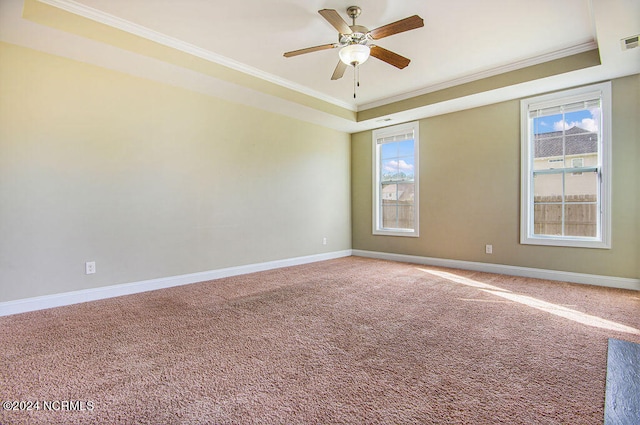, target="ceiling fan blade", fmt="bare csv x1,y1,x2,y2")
318,9,353,35
331,60,347,80
369,15,424,40
283,43,338,58
370,46,411,69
